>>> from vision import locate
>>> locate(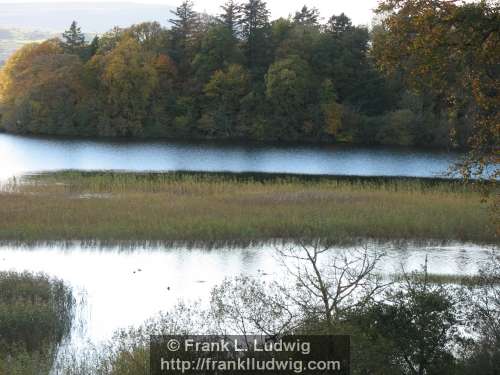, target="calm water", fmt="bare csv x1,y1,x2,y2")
0,242,495,345
0,133,483,357
0,133,459,180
